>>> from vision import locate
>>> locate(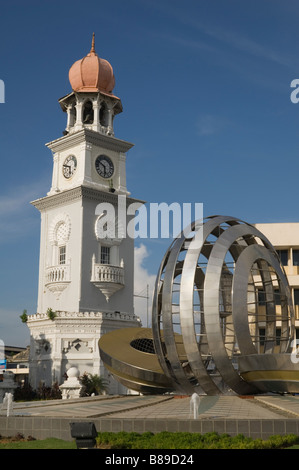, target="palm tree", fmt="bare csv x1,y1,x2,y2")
80,373,108,396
